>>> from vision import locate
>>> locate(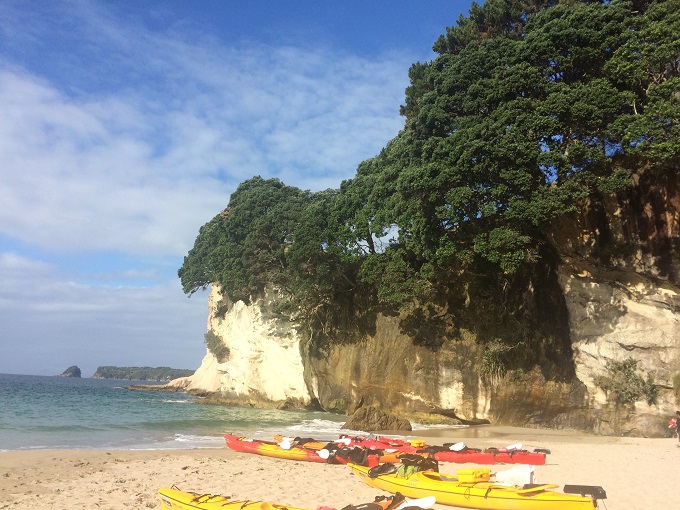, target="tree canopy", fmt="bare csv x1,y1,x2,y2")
179,0,679,344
